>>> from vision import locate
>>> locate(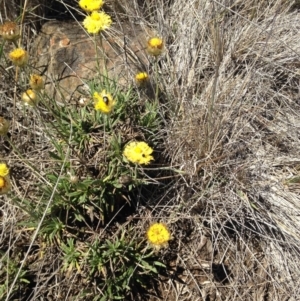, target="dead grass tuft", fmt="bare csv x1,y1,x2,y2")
157,0,300,299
